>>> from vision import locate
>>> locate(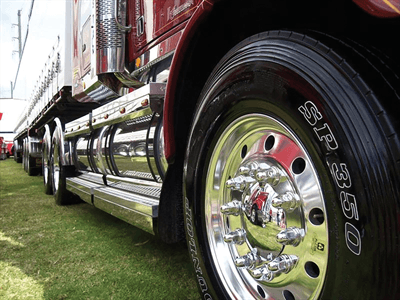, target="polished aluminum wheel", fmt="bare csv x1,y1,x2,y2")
205,114,328,299
44,161,49,184
52,145,60,194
